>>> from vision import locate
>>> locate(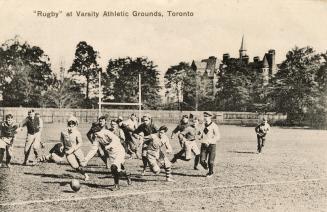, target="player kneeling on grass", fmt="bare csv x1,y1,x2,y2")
0,114,19,168
145,126,175,182
38,142,66,164
255,117,270,153
85,126,131,190
61,116,89,181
